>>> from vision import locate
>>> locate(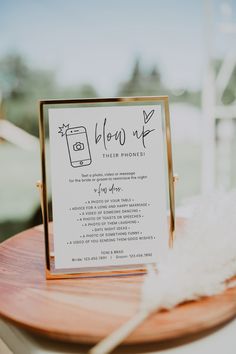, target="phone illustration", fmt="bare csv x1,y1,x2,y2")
66,126,92,167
